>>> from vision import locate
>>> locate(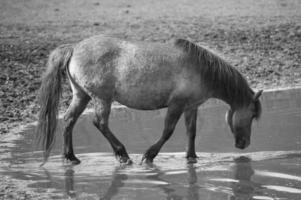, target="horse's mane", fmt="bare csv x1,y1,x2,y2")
175,39,257,109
